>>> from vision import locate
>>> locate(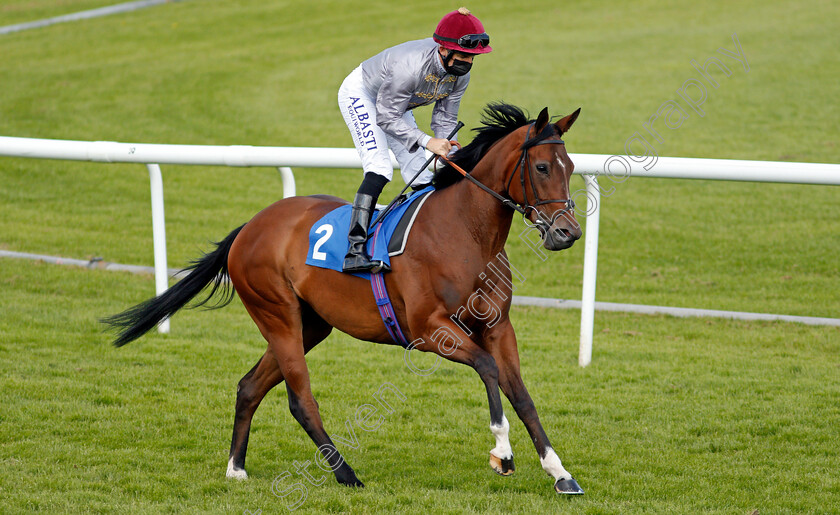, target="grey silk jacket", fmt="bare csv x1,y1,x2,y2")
360,38,469,152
